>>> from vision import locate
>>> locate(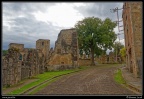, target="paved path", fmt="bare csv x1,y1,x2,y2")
35,64,136,95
